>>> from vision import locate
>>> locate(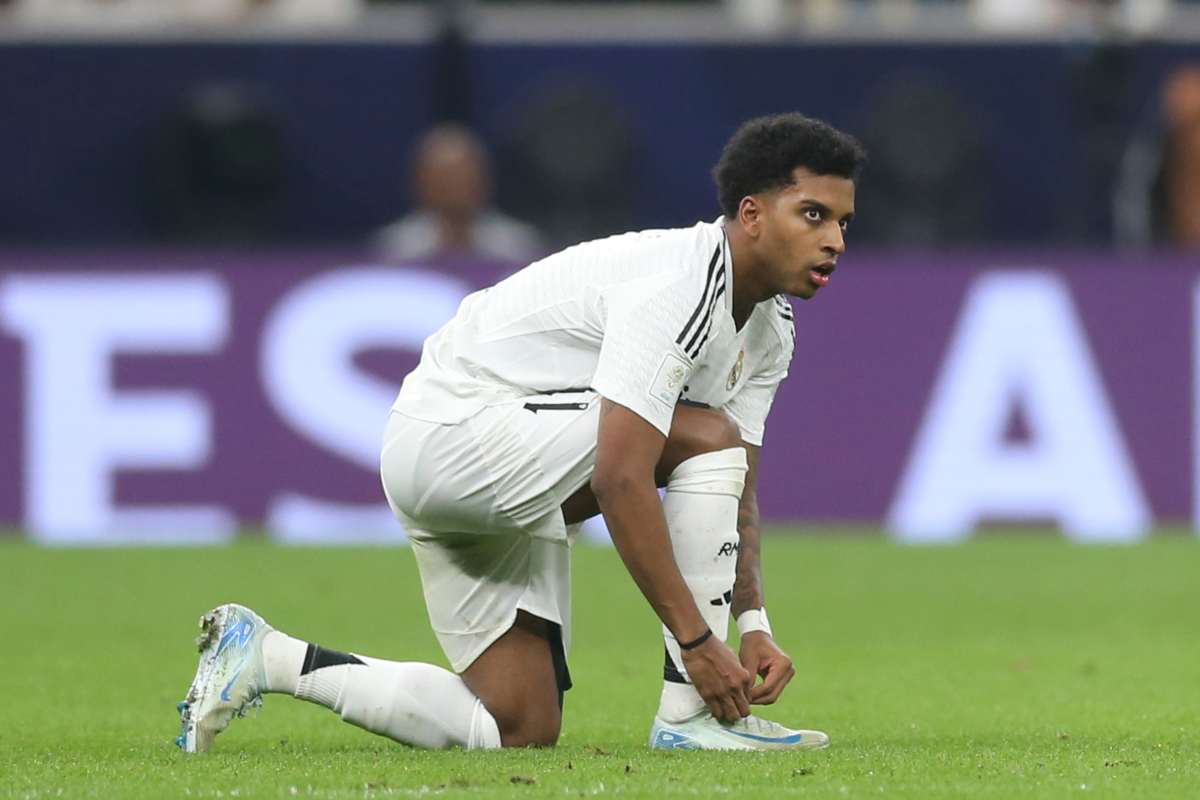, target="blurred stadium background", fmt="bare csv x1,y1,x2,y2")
1,0,1198,546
